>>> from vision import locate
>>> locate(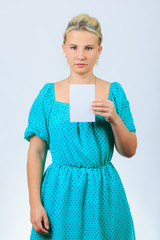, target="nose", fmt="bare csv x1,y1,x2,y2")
77,50,85,60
